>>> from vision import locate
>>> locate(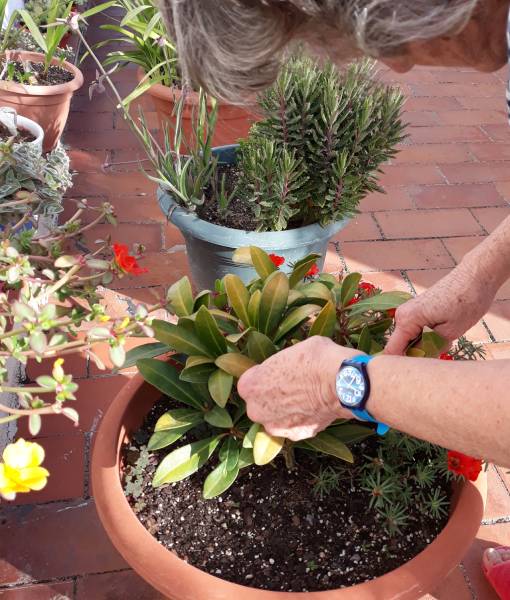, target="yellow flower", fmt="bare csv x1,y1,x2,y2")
98,315,110,323
52,358,64,382
0,439,49,500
